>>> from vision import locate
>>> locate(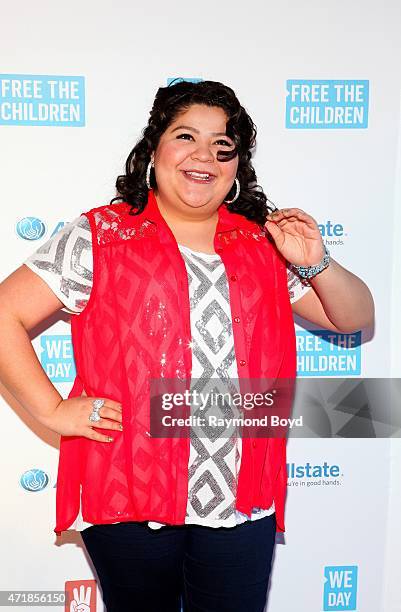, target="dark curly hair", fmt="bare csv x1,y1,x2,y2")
110,80,277,227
